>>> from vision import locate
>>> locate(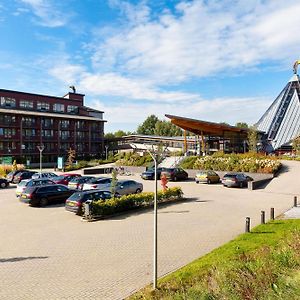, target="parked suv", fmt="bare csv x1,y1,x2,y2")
67,176,96,190
82,177,112,190
141,167,166,180
51,173,81,185
13,171,37,184
222,173,253,188
65,189,113,215
20,184,74,206
160,168,188,181
31,172,57,179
